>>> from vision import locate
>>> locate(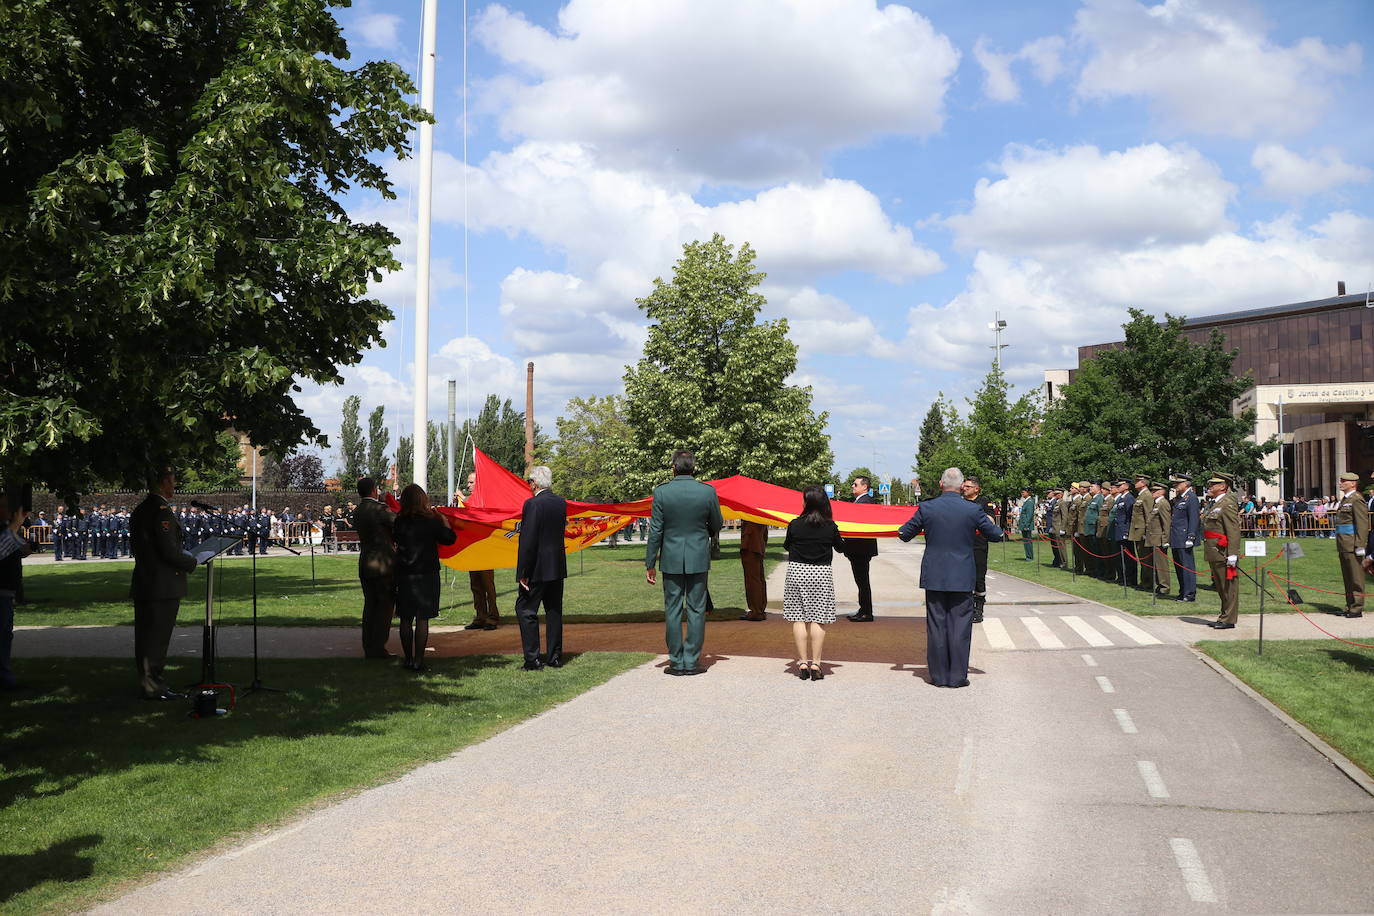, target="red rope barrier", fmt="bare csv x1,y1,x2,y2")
1069,536,1122,559
1266,570,1369,599
1265,570,1374,649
